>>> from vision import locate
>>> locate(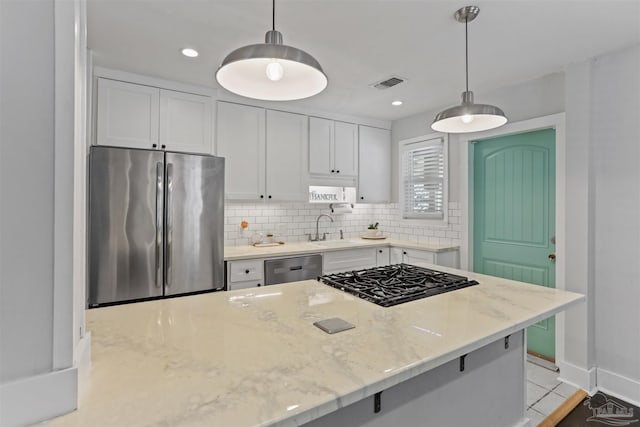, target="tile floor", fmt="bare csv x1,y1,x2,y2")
526,361,580,426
